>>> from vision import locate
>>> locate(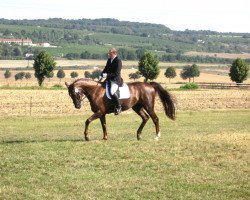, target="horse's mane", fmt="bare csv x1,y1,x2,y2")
72,78,97,85
71,78,105,88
